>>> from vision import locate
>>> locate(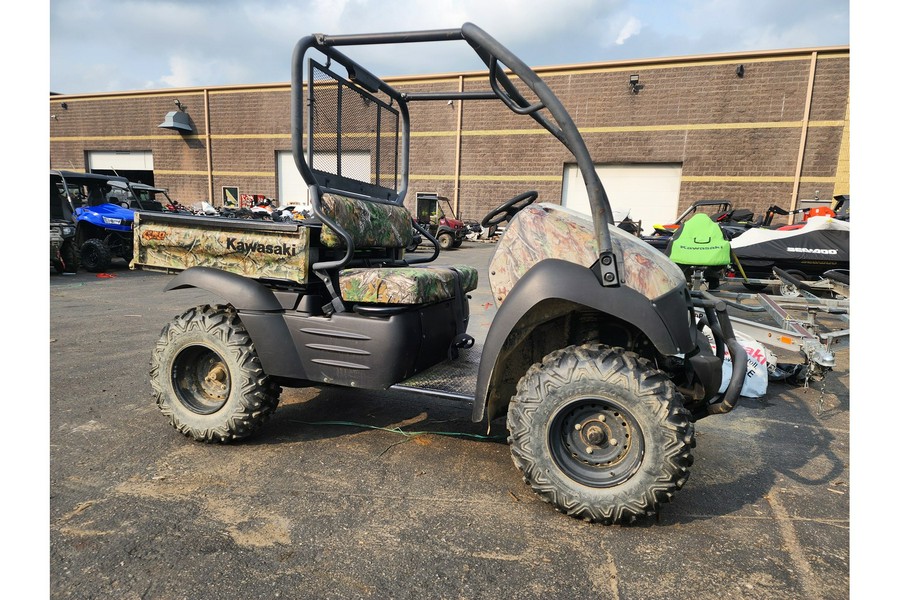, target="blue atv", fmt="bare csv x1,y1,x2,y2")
53,171,163,272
